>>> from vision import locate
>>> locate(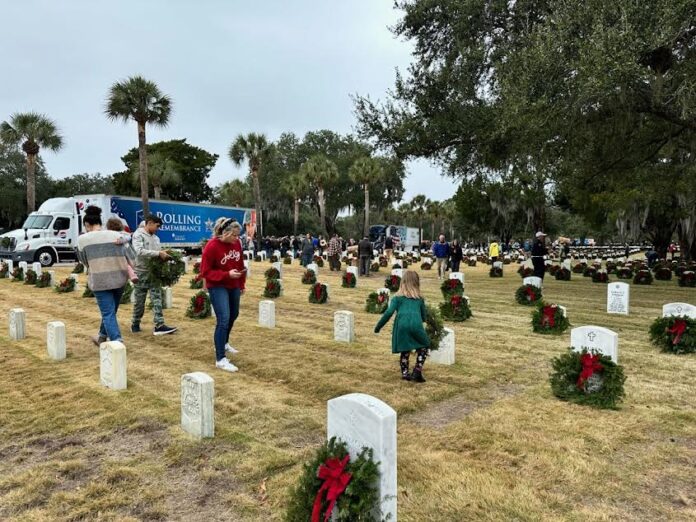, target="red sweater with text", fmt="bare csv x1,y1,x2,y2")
200,237,246,290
